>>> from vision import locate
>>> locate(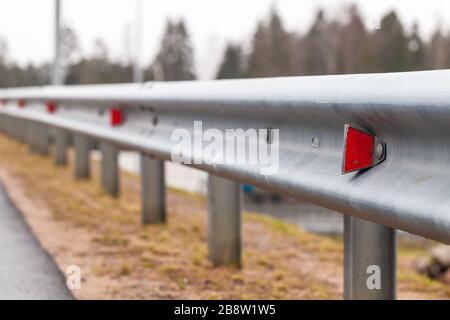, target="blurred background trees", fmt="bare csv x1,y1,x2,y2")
150,19,196,81
1,5,450,86
216,44,245,79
